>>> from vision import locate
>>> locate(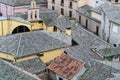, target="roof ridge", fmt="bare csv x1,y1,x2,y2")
16,34,22,57
42,31,71,45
